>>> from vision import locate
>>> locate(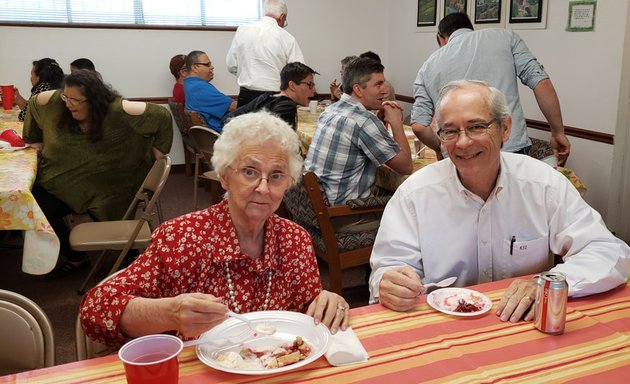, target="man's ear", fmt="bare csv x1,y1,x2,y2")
352,83,363,98
500,116,512,143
